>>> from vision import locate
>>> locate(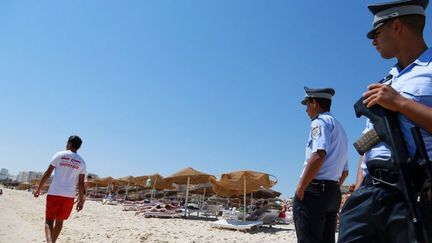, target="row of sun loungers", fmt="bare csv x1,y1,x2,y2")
89,196,290,232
